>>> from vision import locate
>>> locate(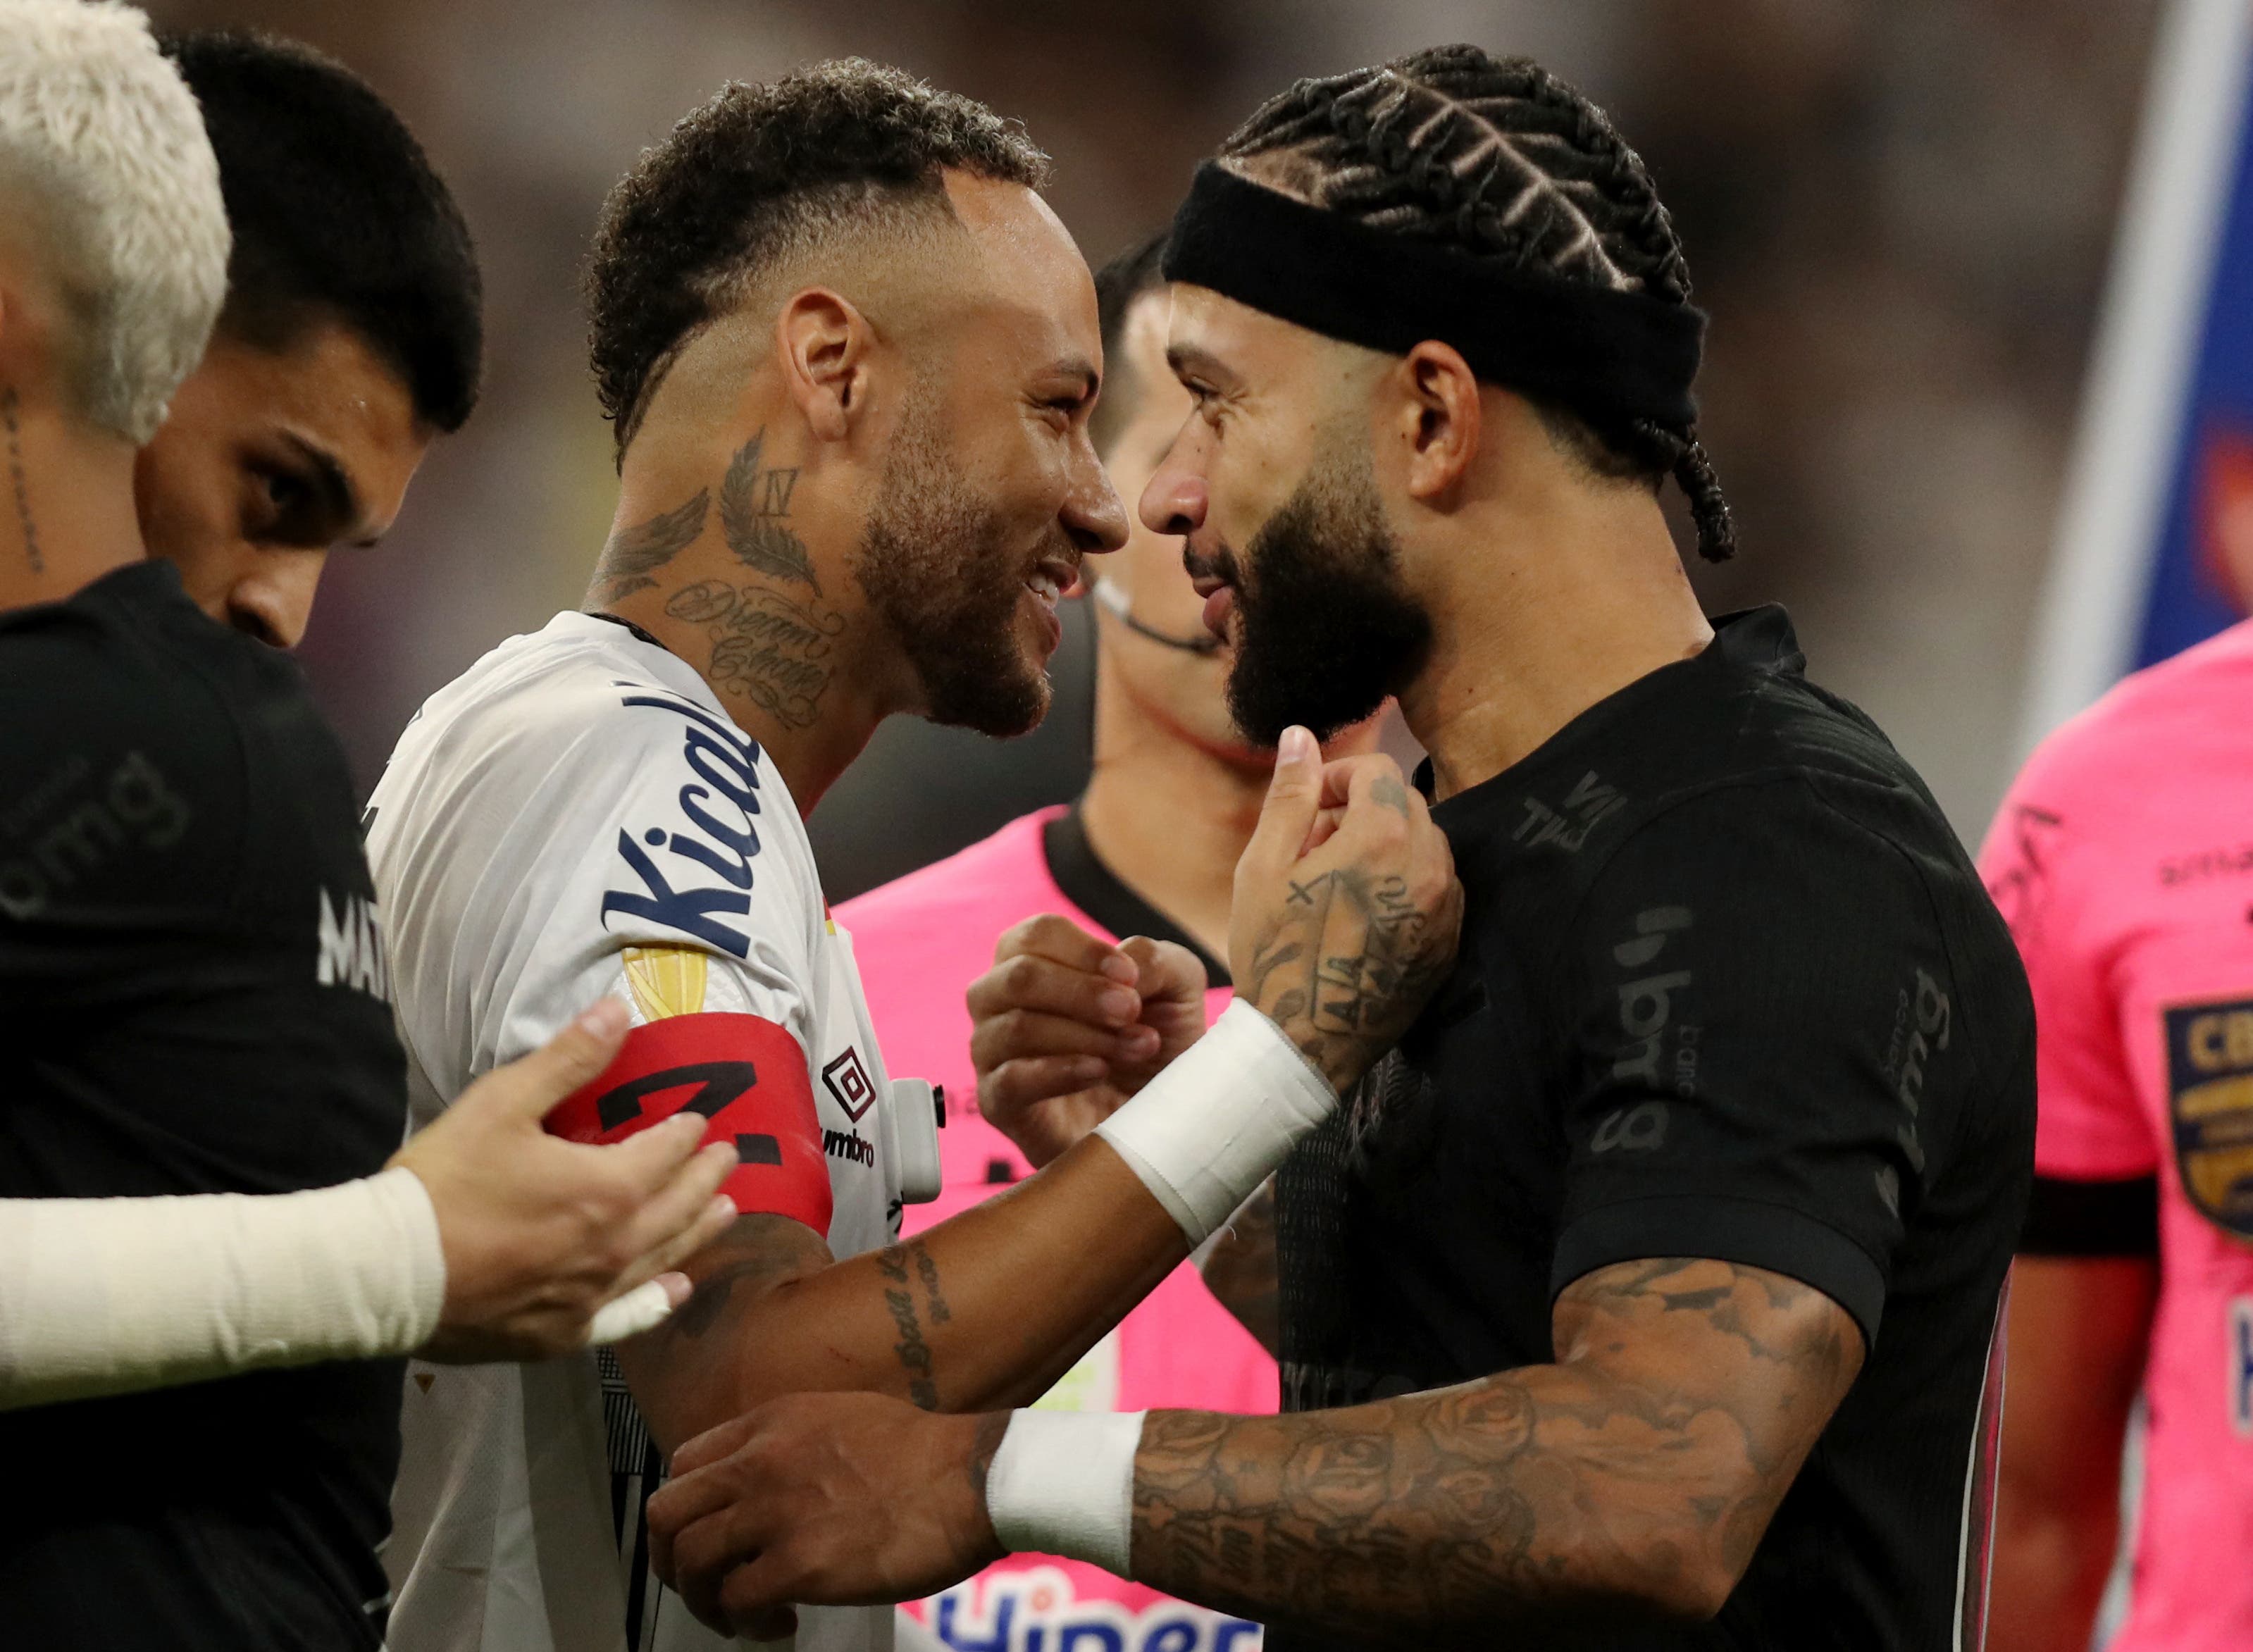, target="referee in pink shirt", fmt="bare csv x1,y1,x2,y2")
1982,619,2253,1652
839,237,1376,1652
